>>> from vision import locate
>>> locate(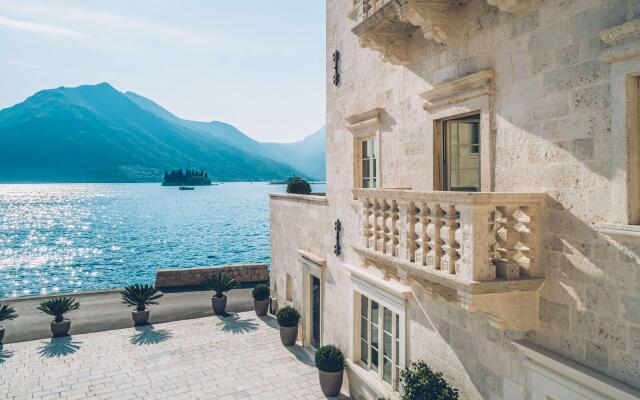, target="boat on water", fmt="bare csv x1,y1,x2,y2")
179,186,195,191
